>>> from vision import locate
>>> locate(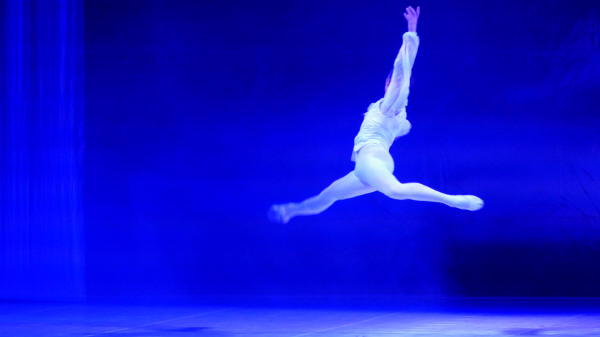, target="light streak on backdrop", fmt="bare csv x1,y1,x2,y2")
0,0,84,300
